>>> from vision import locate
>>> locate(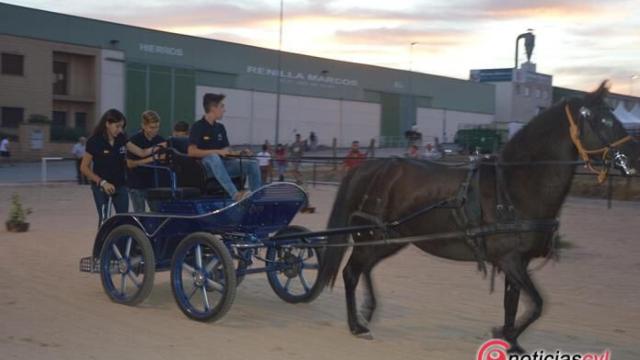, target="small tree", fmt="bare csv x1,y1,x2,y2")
6,194,32,232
